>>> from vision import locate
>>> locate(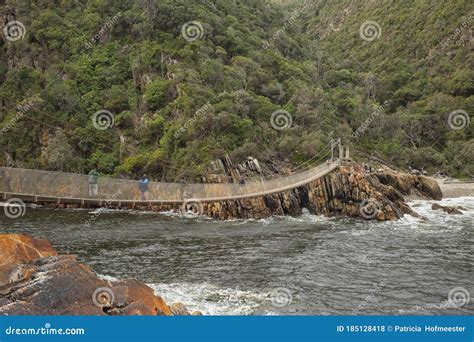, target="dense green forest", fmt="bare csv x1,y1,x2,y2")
0,0,472,180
